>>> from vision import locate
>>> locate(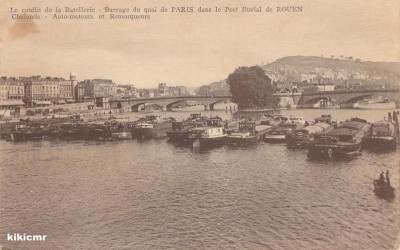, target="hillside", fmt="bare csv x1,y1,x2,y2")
195,79,230,96
195,56,400,95
262,56,400,84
